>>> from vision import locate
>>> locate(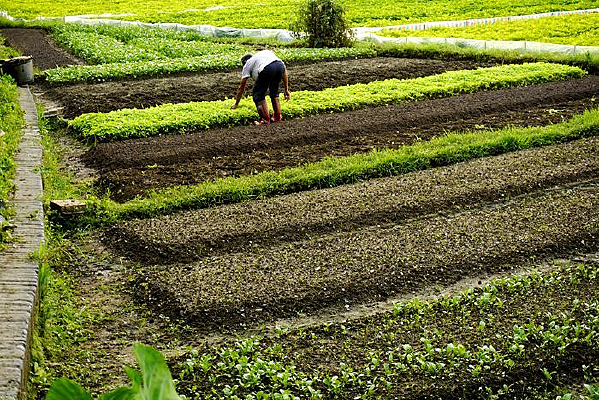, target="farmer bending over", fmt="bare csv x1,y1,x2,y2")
232,50,290,125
